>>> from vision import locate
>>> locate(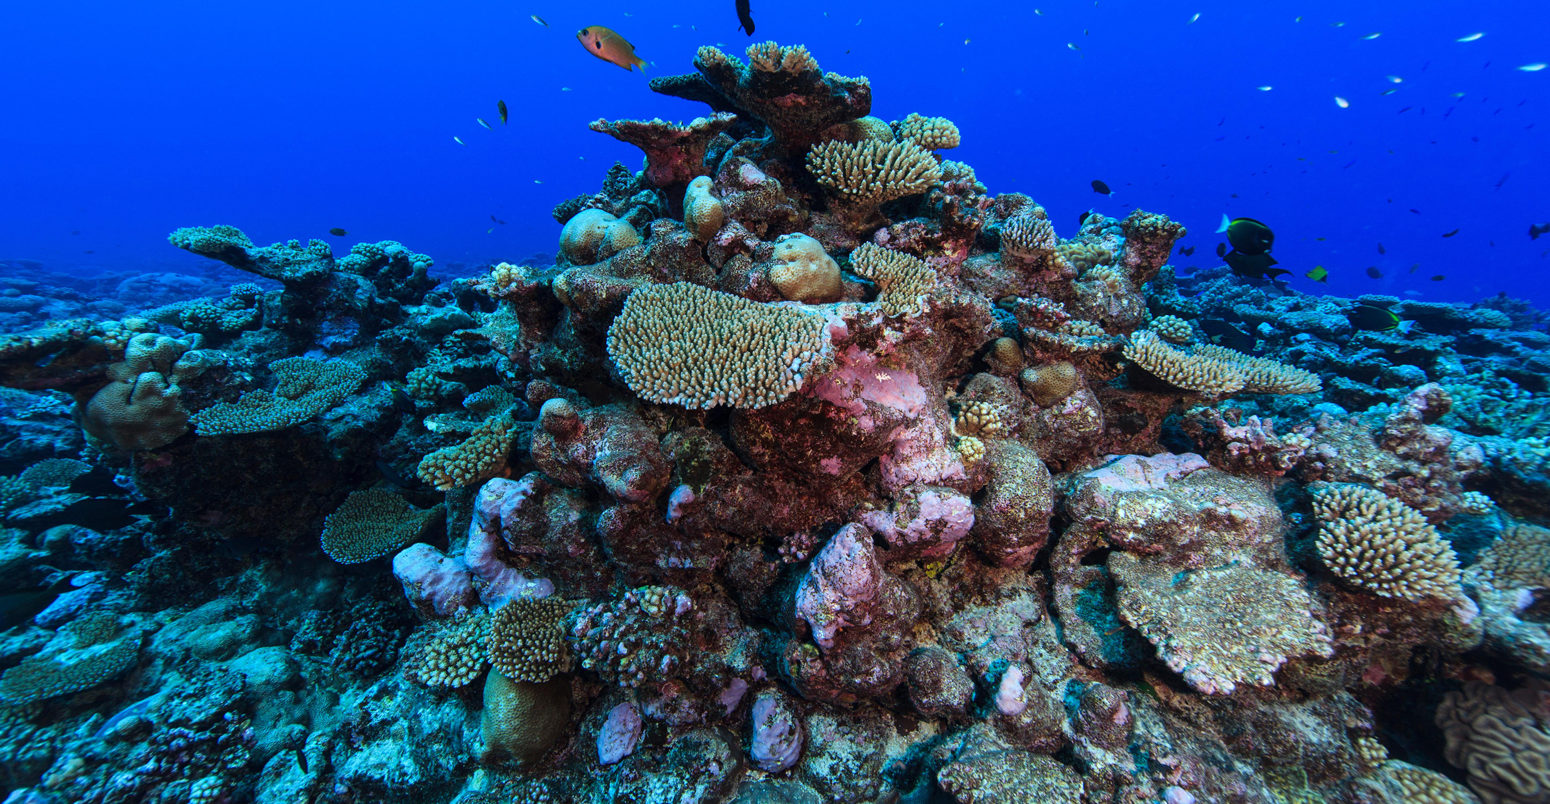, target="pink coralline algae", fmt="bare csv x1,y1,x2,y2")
596,702,643,766
795,523,886,650
858,484,975,560
749,688,805,772
392,543,476,618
